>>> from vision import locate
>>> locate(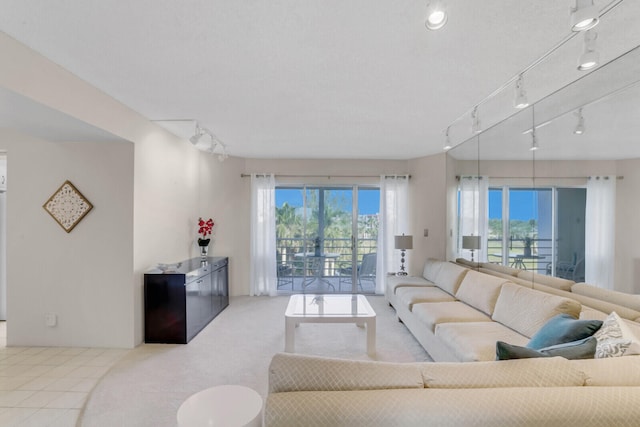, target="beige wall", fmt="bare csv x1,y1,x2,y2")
408,153,447,274
615,158,640,293
1,129,134,347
